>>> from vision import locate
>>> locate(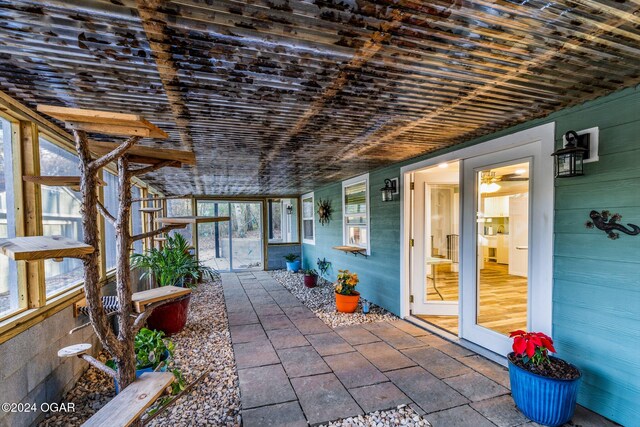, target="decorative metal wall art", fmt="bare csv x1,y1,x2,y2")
317,198,333,226
586,210,640,240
